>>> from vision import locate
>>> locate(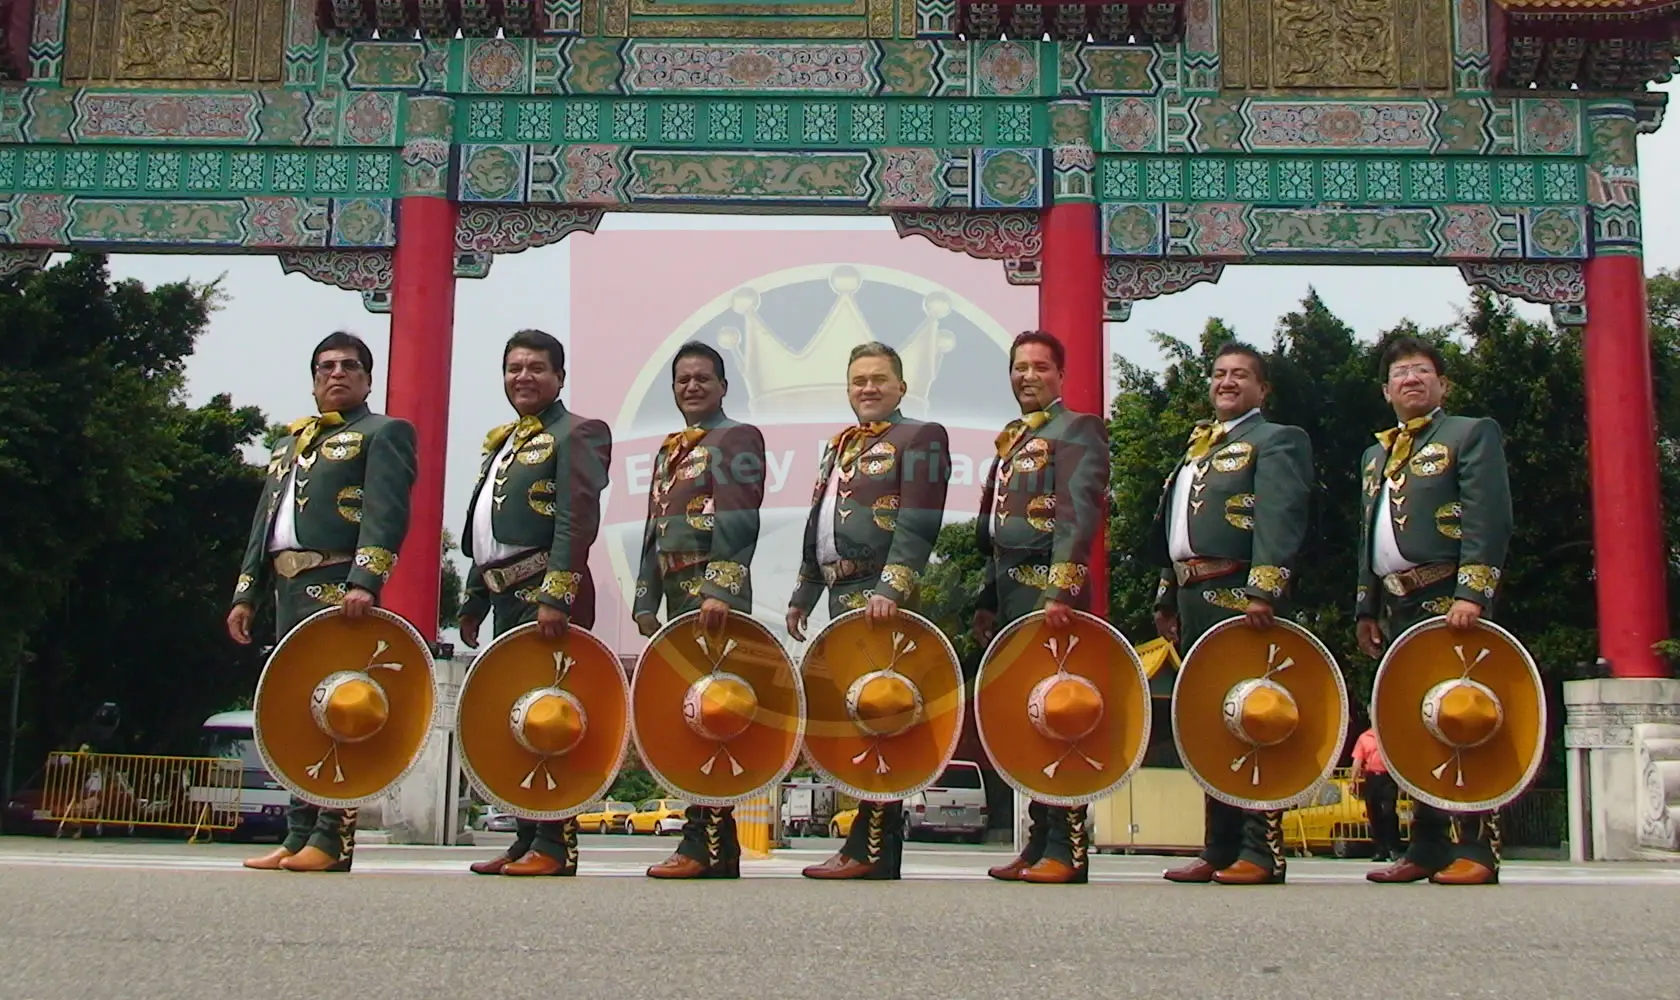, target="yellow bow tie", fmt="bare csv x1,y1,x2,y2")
994,410,1052,459
660,425,709,462
655,426,709,486
1376,415,1435,480
482,414,544,458
287,411,346,459
832,421,894,470
1184,420,1225,462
